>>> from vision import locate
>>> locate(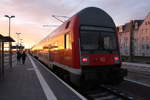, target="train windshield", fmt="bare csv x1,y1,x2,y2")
80,27,117,54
